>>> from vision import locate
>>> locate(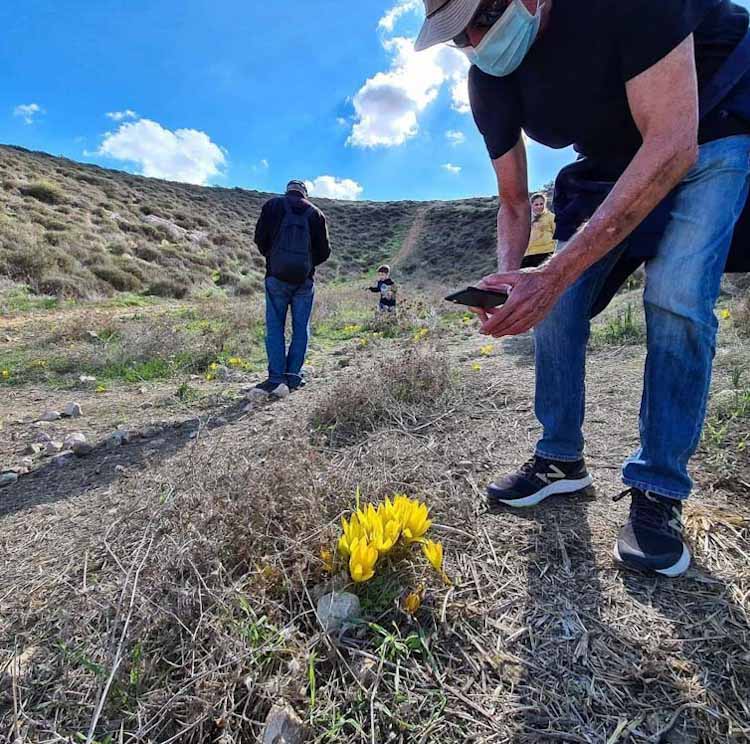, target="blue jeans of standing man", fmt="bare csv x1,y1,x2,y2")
534,135,750,500
265,276,315,387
